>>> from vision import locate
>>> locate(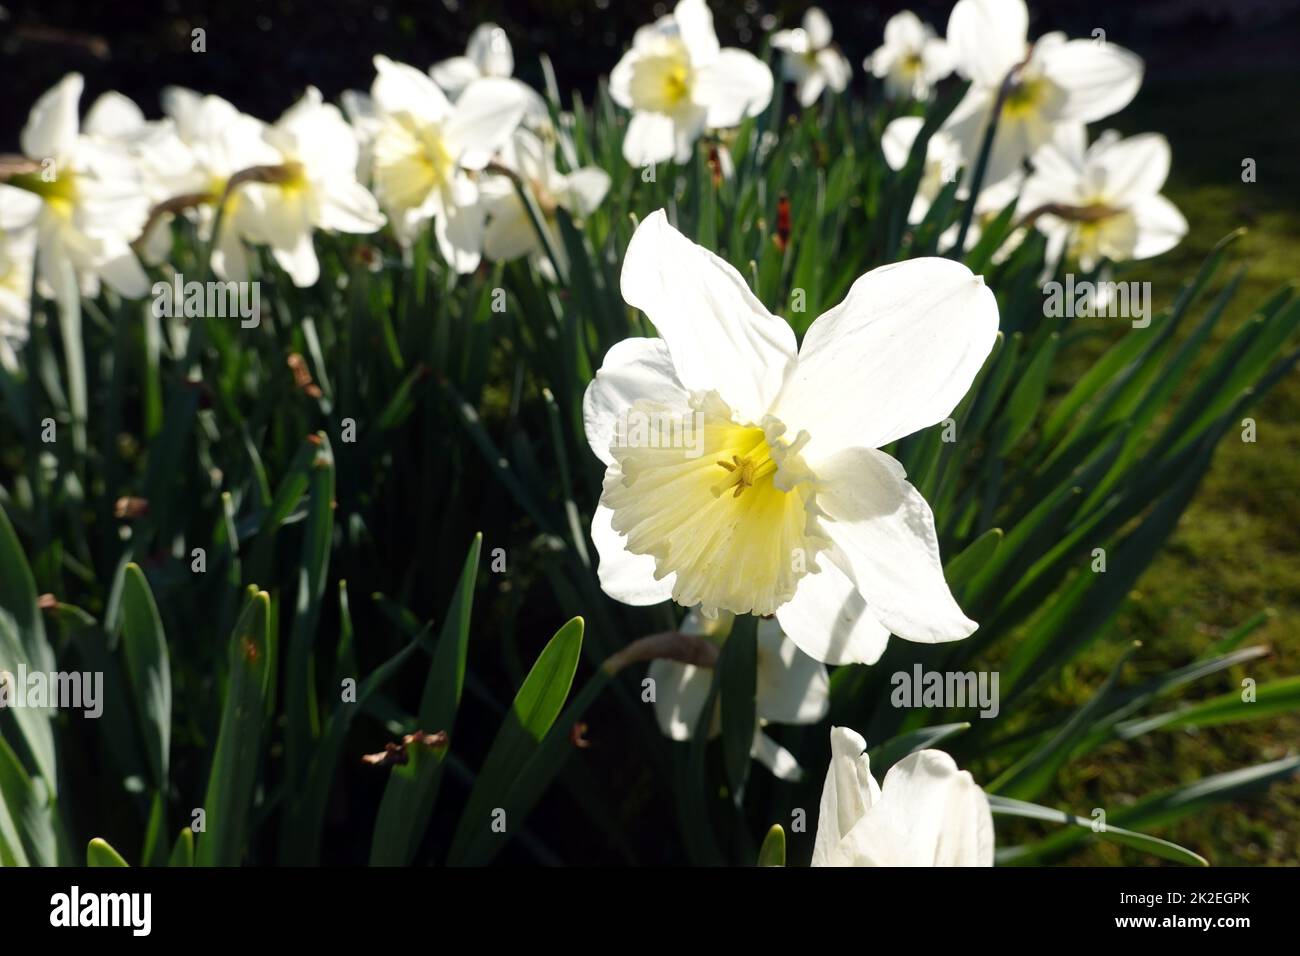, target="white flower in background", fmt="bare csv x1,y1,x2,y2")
364,56,530,271
431,23,516,96
866,10,953,100
610,0,773,166
0,187,40,371
158,87,284,280
942,0,1143,189
430,23,550,126
234,87,385,287
481,130,610,278
583,210,998,665
648,609,829,781
10,73,150,300
1019,126,1187,272
771,7,852,108
812,726,994,866
880,116,963,223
